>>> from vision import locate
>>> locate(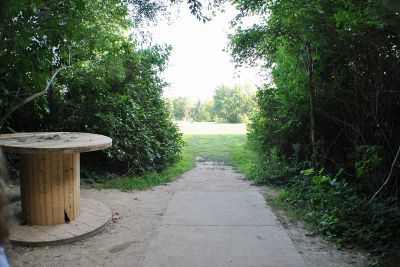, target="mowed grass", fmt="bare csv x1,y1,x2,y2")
184,134,259,180
177,121,246,135
181,122,259,181
102,122,258,190
185,135,245,164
